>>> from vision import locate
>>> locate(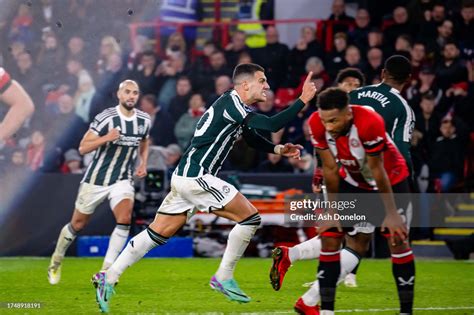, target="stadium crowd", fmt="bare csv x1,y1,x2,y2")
0,0,473,192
